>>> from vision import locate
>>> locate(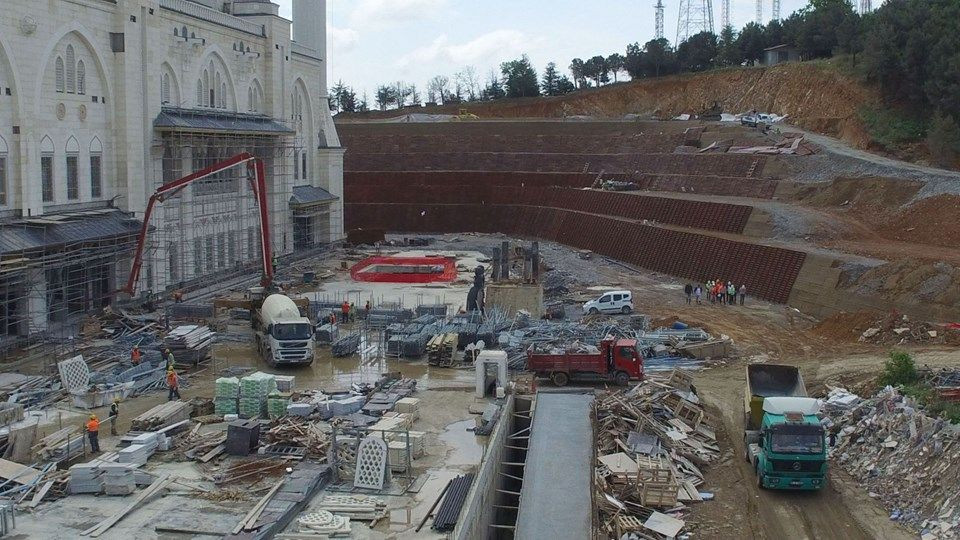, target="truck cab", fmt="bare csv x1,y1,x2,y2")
747,396,827,490
255,294,315,367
